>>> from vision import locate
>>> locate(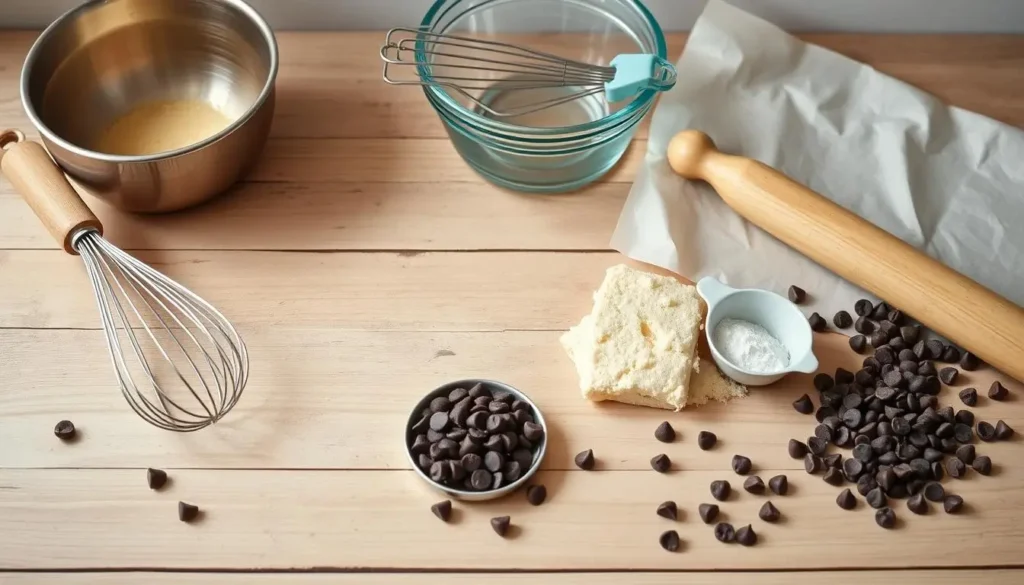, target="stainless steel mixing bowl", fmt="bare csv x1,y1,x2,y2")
21,0,278,213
